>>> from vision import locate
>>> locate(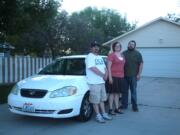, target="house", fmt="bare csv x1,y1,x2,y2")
0,43,15,57
103,17,180,78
